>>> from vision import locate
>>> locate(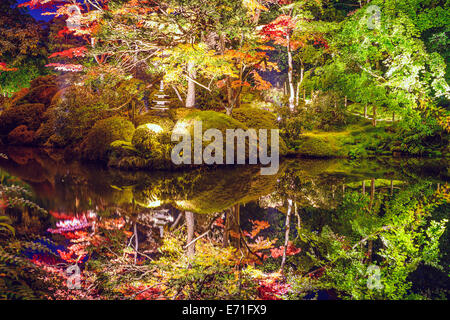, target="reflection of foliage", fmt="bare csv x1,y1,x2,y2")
293,184,449,299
